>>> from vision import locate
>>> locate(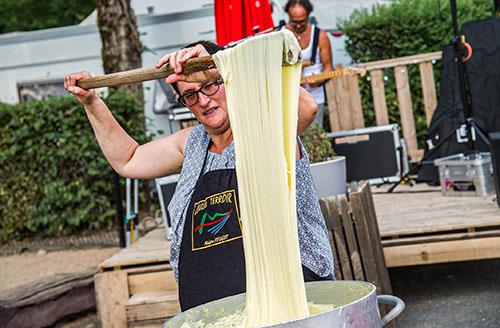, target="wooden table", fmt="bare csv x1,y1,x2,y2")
372,183,500,267
94,228,180,328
